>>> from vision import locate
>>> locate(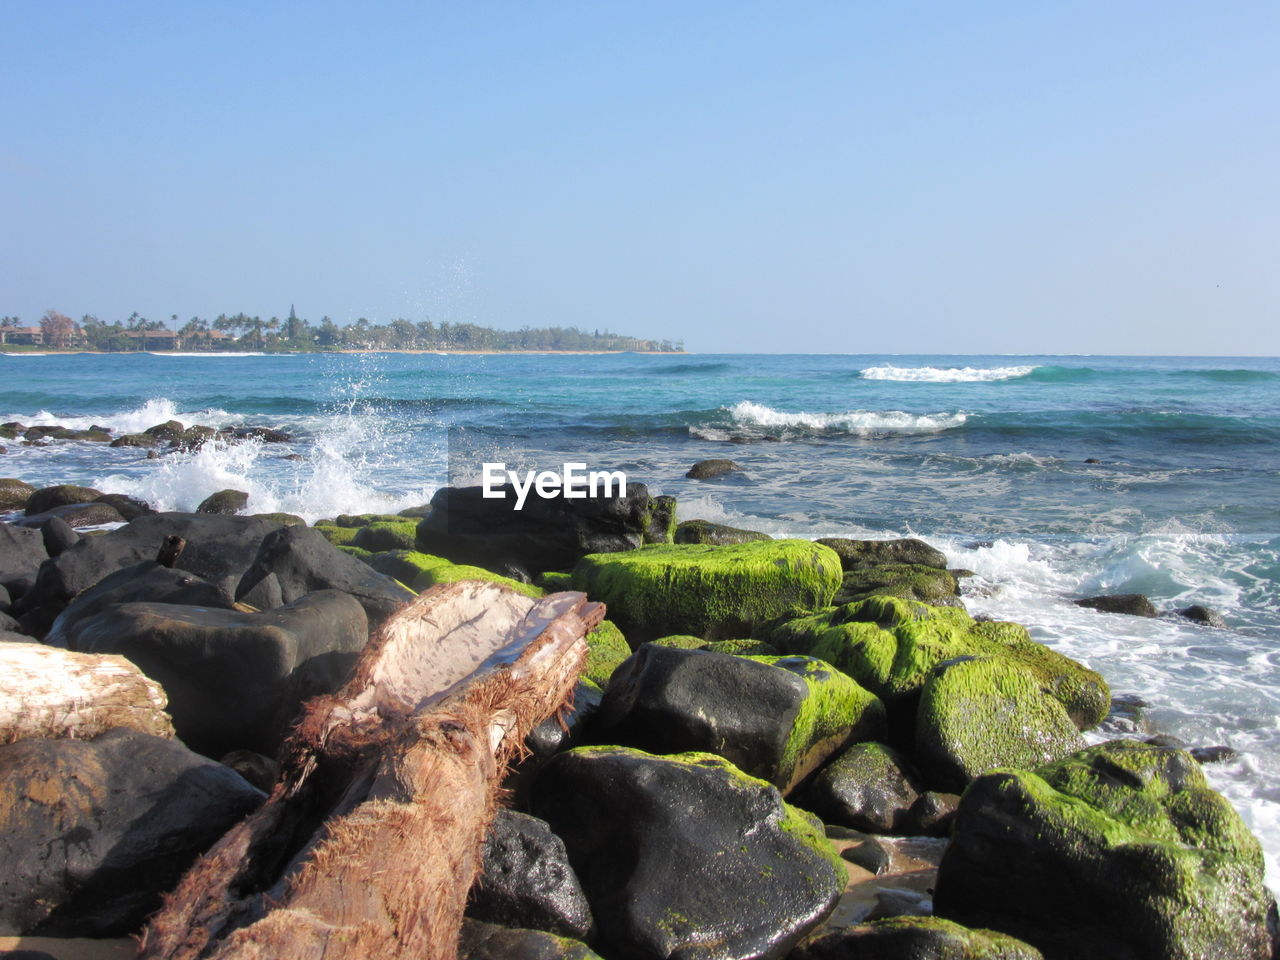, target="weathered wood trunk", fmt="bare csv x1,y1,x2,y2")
139,581,602,960
0,642,174,743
